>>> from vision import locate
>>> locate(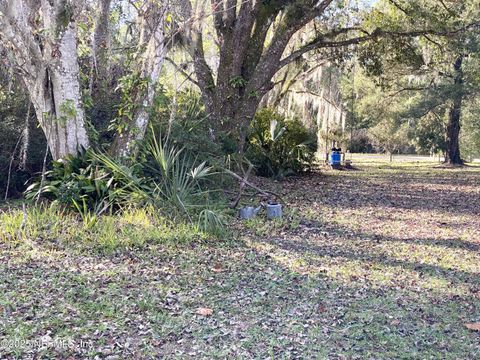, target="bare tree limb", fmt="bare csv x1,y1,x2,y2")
165,57,200,87
225,169,286,207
